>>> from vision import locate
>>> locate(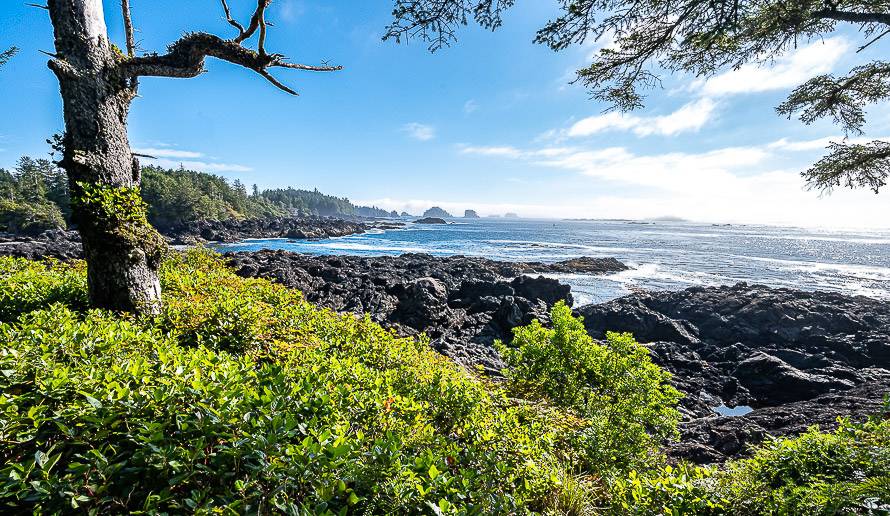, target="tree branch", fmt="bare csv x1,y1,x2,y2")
121,0,136,56
234,0,272,44
811,8,890,26
124,33,341,95
804,140,890,193
220,0,246,35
